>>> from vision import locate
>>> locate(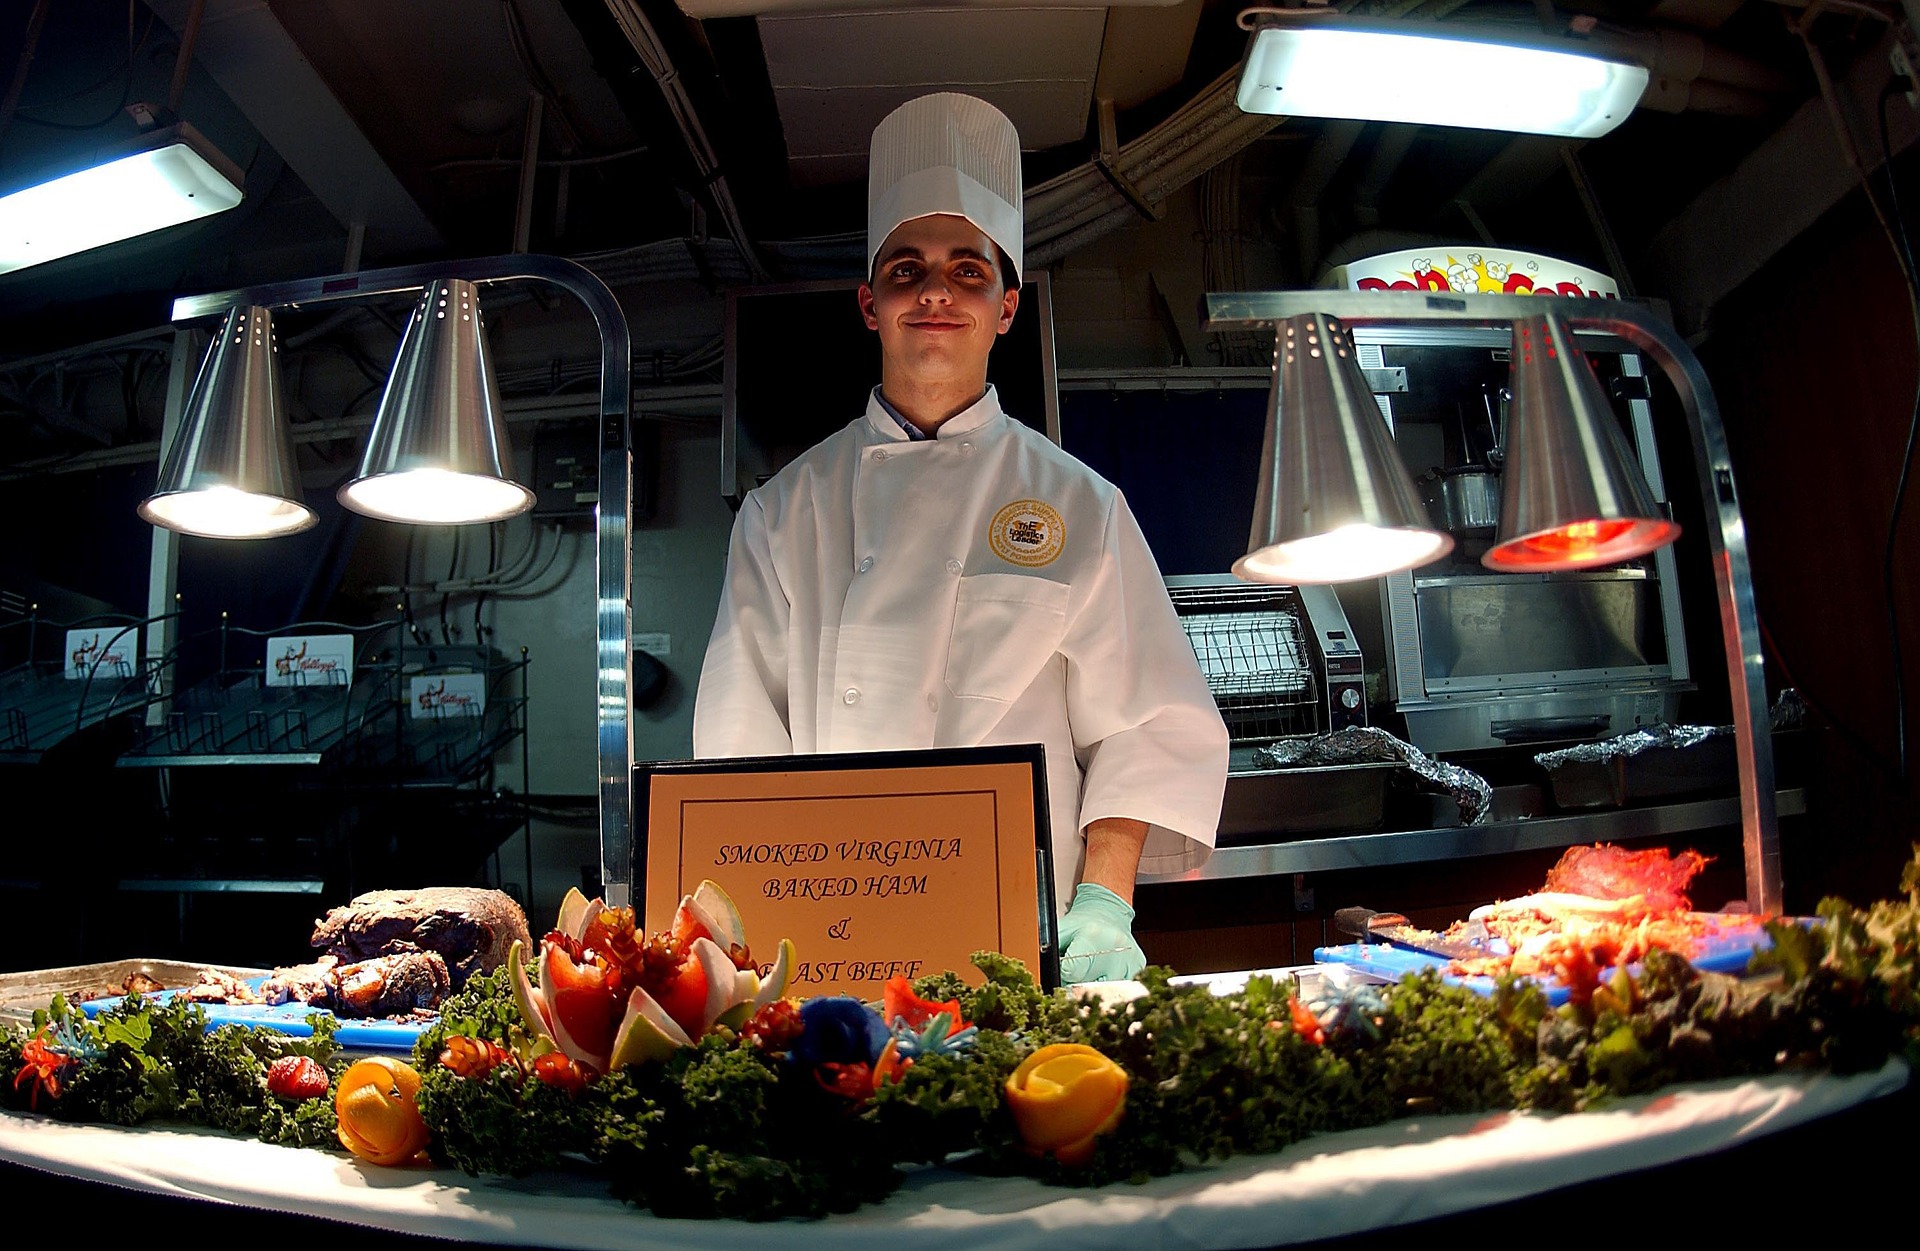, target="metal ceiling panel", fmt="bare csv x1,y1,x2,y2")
759,8,1107,185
